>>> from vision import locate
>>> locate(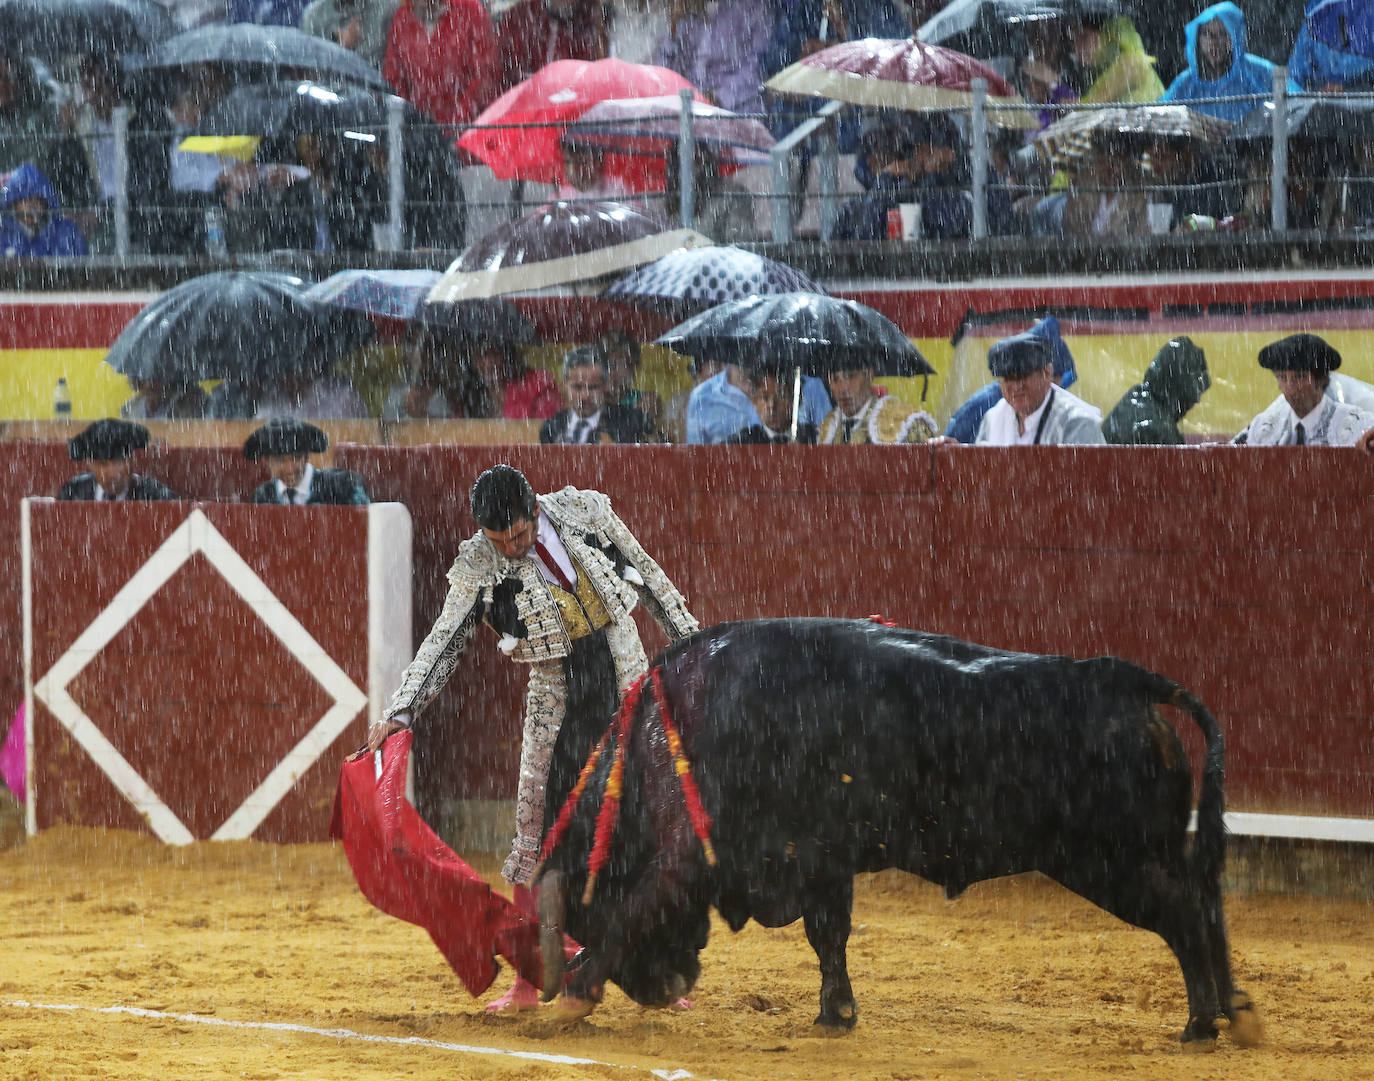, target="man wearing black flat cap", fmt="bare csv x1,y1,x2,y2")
58,419,179,502
243,419,370,505
1234,333,1374,446
970,330,1104,445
